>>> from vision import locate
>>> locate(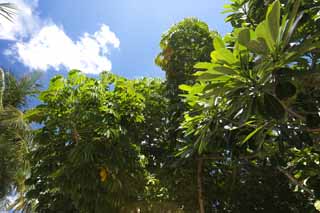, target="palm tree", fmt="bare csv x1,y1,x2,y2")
0,3,34,210
0,3,40,211
0,69,4,110
0,69,40,211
